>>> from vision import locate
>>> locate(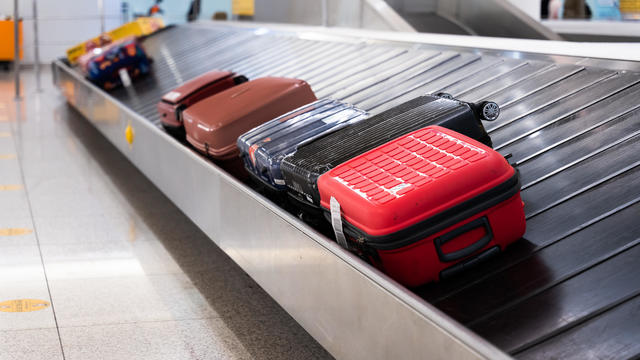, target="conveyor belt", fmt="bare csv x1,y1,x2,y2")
60,23,640,359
